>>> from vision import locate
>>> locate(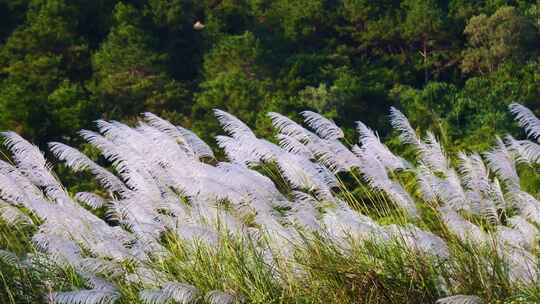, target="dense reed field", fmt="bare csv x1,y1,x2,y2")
2,104,540,304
